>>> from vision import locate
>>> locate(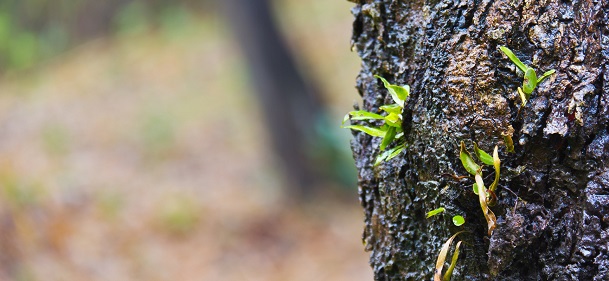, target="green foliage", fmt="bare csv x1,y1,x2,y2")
374,144,405,166
426,207,446,218
375,75,410,107
499,46,556,106
459,142,501,236
343,75,411,165
473,142,493,166
341,124,386,137
459,141,480,175
452,215,465,226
